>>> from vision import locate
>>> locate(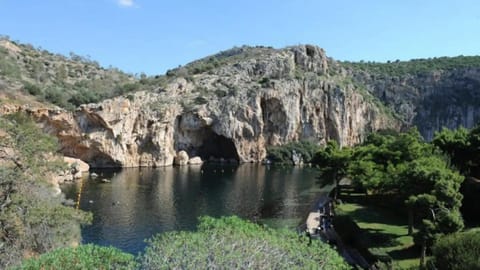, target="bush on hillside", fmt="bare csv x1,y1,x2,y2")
17,244,137,270
267,141,319,164
431,230,480,270
0,113,91,268
140,216,349,270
